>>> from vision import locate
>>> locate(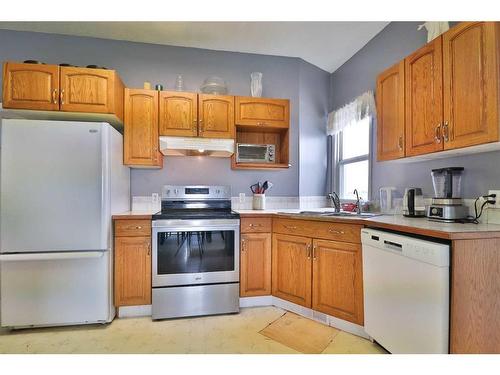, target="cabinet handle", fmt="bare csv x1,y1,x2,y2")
313,245,317,260
443,122,450,142
284,225,297,230
328,229,345,234
306,244,312,259
52,89,58,104
241,239,245,252
135,226,142,229
248,223,262,227
147,243,151,256
60,89,65,105
257,122,267,126
398,135,403,151
434,124,442,144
